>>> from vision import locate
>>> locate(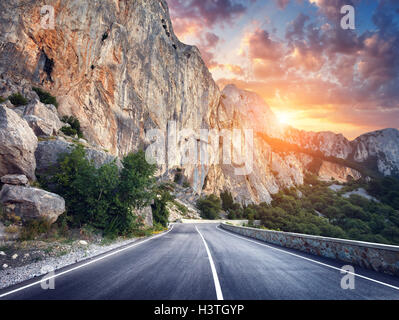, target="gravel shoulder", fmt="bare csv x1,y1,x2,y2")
0,231,165,290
